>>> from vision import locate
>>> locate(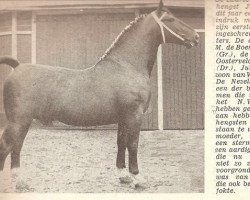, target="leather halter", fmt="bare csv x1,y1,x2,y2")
151,12,185,43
